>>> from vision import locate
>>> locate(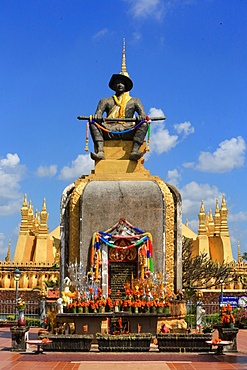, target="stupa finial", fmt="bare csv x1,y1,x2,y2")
120,38,130,77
